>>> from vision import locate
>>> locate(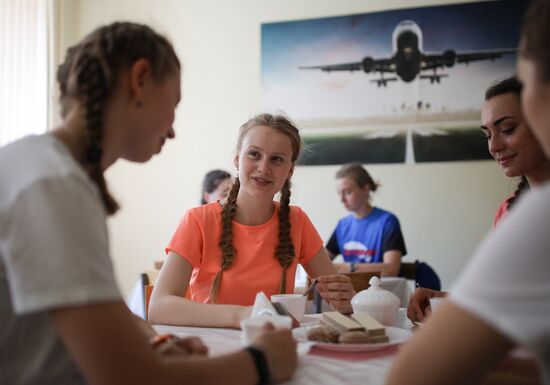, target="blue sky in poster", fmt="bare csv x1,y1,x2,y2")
261,0,529,122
